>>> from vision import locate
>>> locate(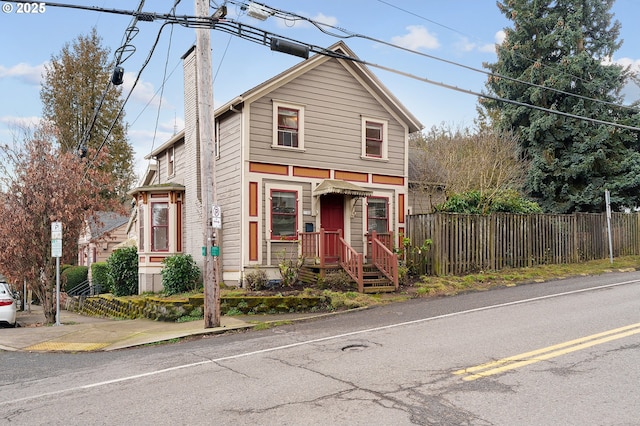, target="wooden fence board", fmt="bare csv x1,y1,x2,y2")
405,212,640,276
